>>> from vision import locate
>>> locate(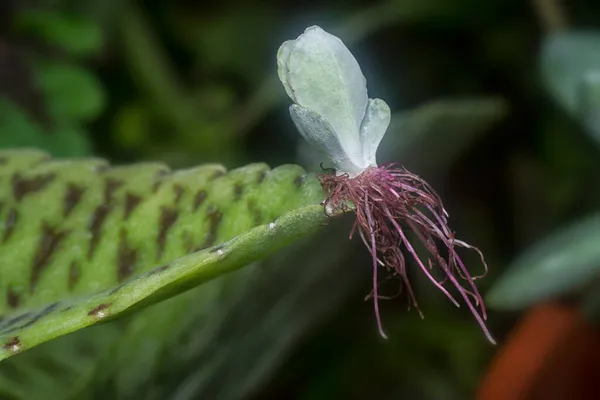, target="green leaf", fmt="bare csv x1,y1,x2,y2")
33,61,105,123
541,31,600,146
487,213,600,310
0,149,327,361
14,11,103,57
